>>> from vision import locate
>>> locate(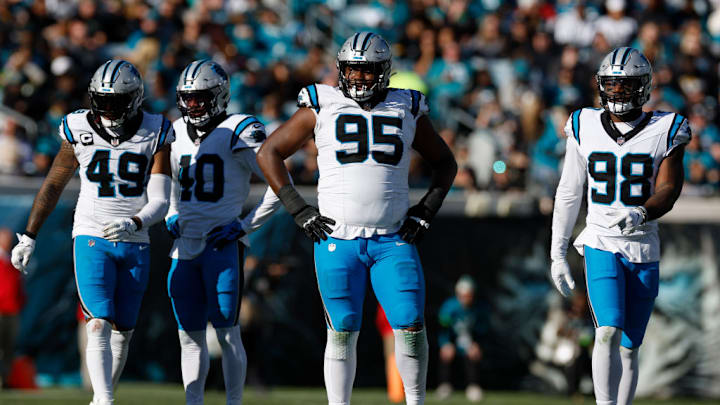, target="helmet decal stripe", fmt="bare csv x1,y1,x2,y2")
352,33,361,51
191,60,209,80
101,60,114,84
183,62,195,83
110,61,127,84
611,48,619,65
361,32,375,51
620,48,632,67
